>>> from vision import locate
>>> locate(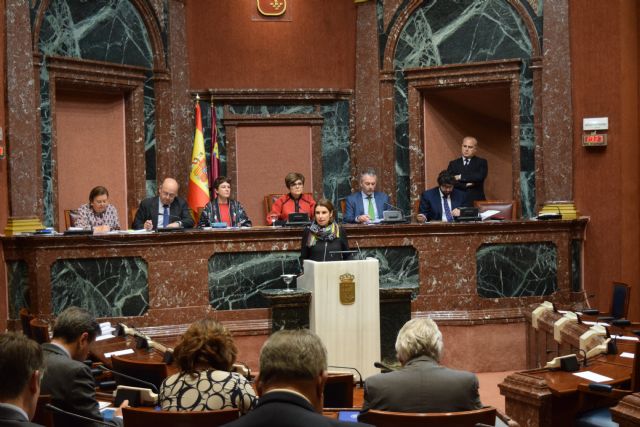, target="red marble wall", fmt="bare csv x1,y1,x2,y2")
0,0,7,331
185,0,357,89
570,0,640,320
